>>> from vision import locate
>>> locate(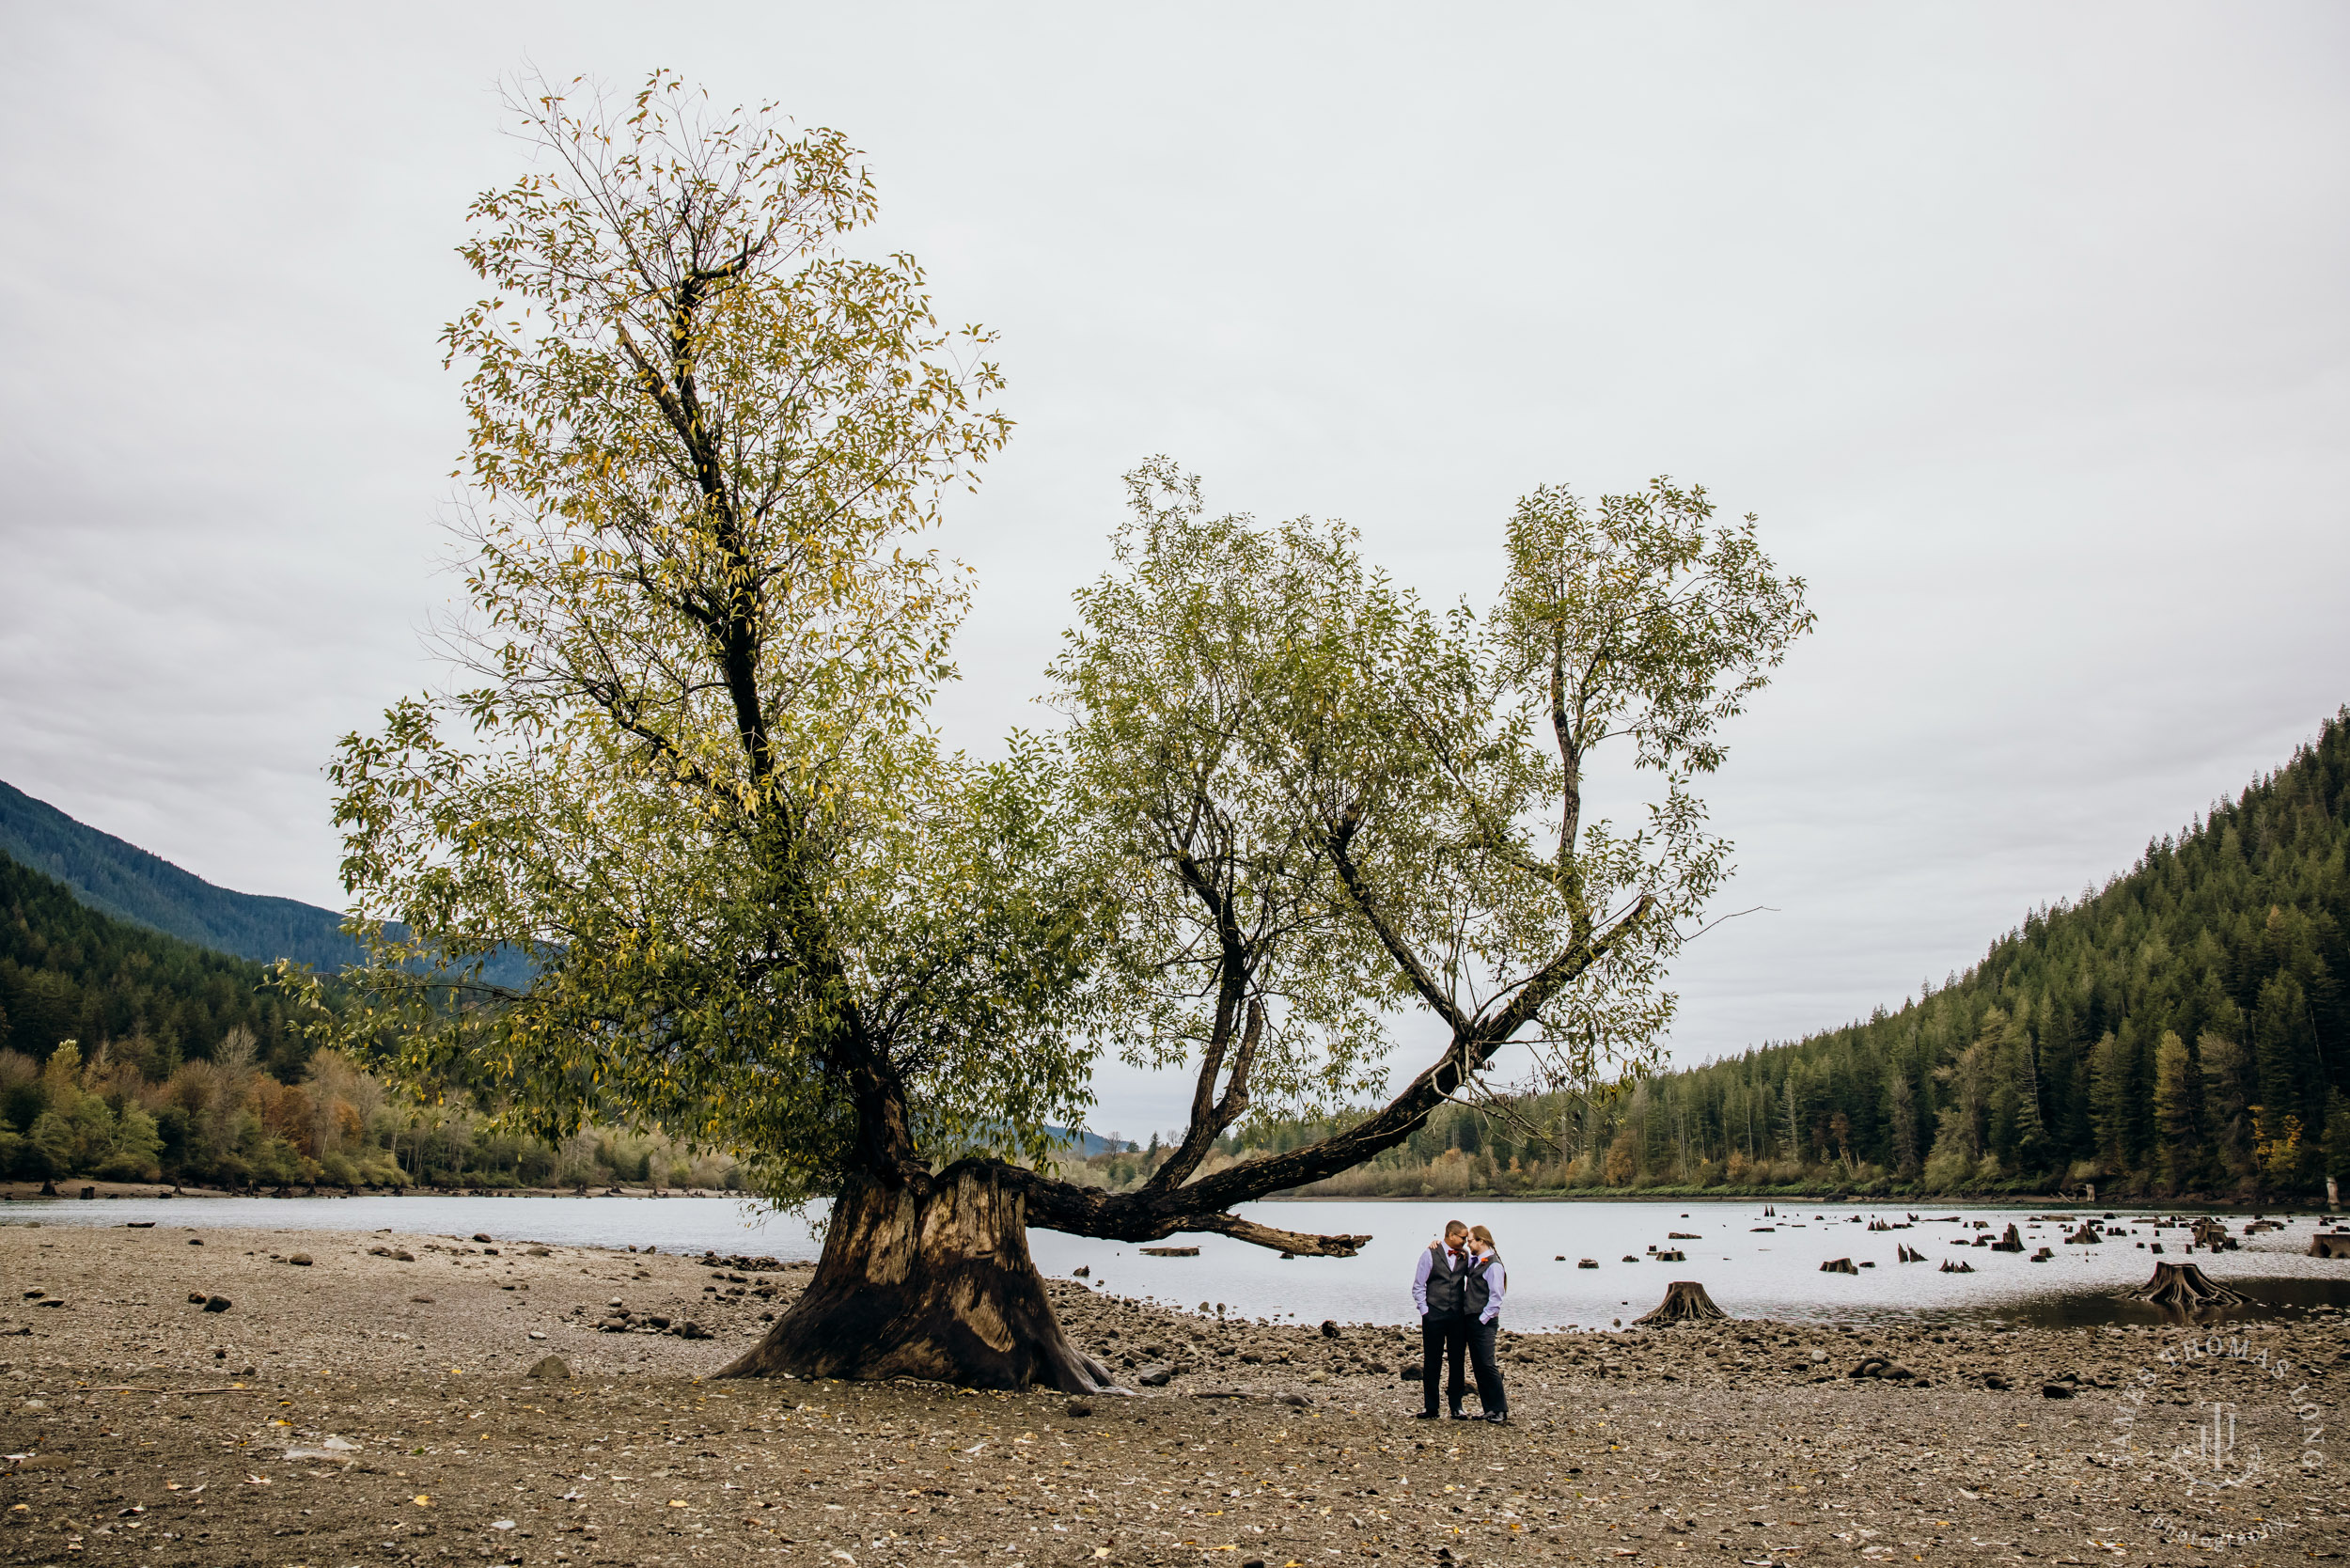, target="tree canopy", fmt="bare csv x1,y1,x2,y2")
313,76,1812,1305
